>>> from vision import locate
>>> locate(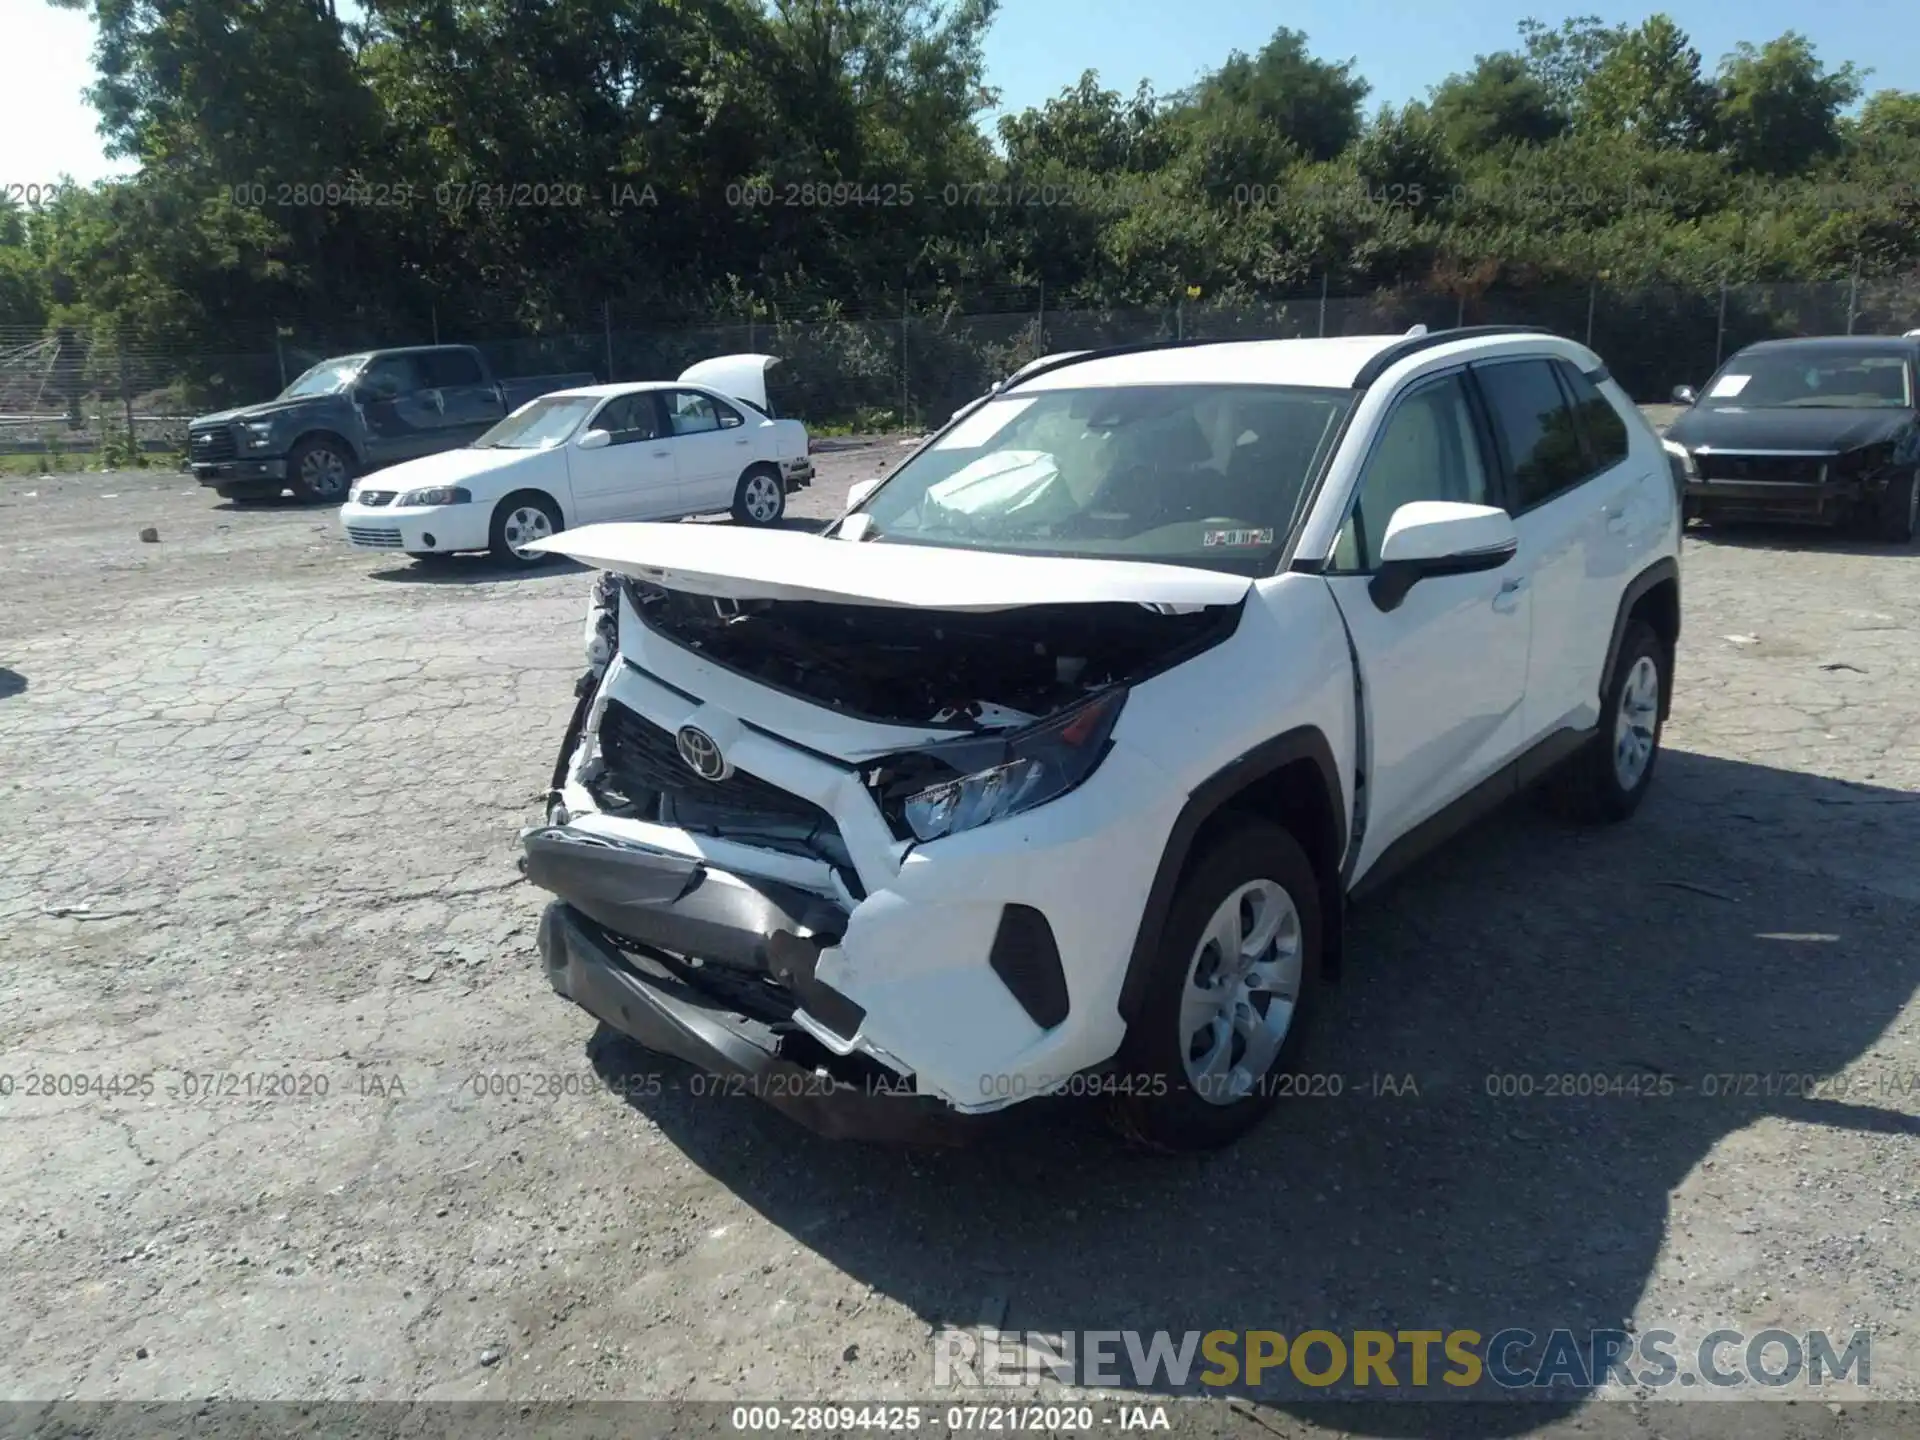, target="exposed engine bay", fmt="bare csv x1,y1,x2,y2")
624,578,1241,728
